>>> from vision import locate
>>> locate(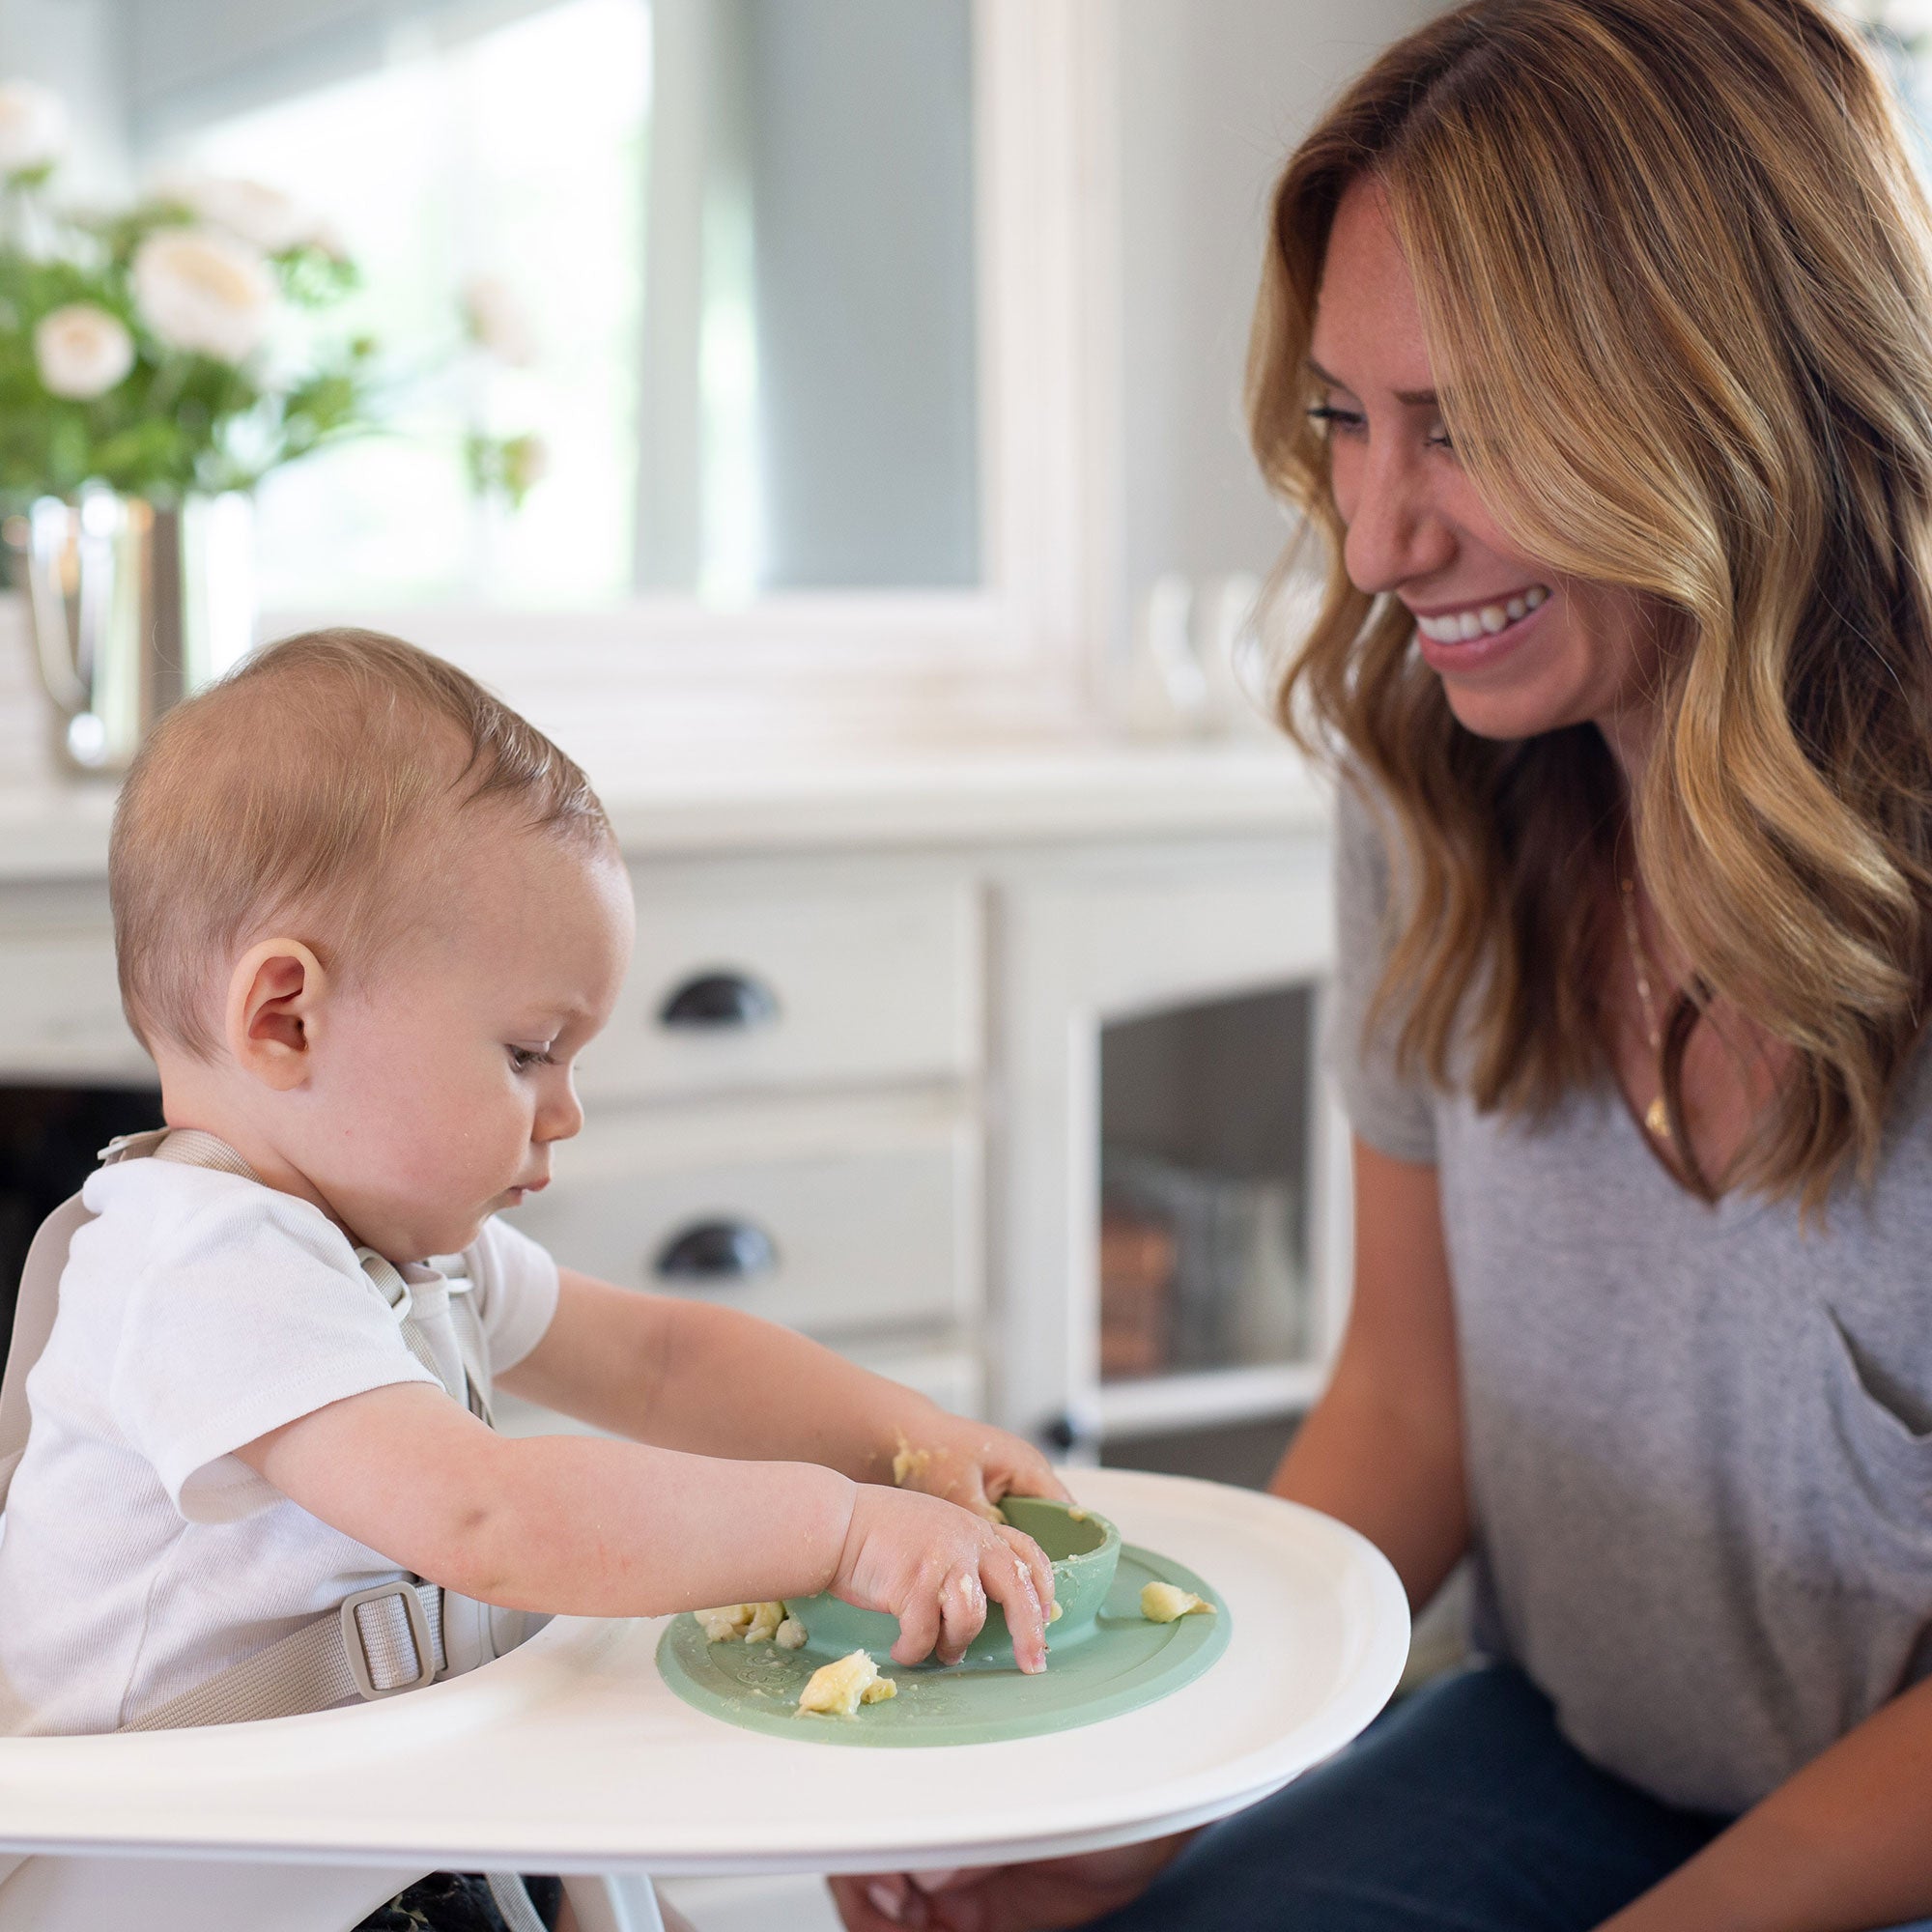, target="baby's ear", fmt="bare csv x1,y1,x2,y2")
227,939,327,1091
